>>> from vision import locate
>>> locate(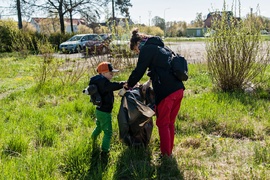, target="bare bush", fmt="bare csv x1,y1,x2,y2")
35,39,57,86
206,7,270,92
